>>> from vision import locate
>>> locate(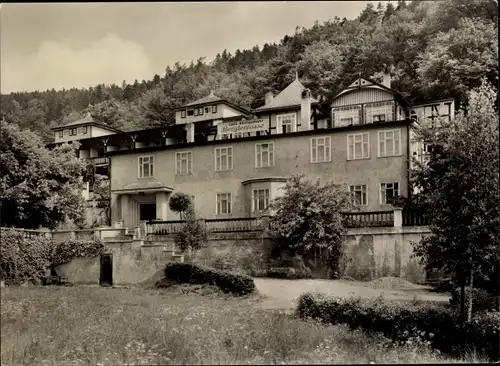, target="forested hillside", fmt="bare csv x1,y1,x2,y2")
1,0,497,143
